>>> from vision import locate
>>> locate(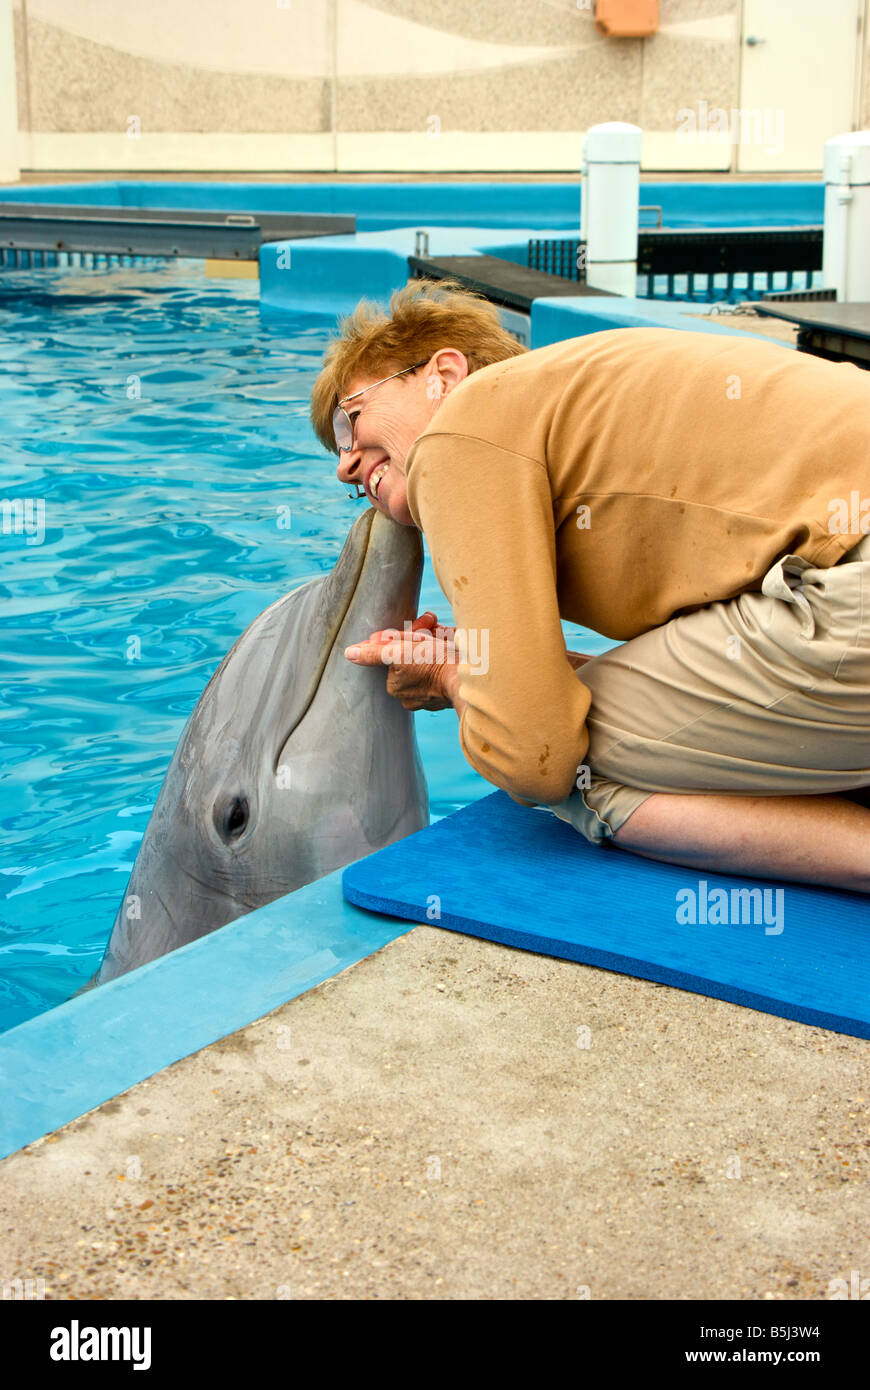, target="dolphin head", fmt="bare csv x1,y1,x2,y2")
96,508,428,983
